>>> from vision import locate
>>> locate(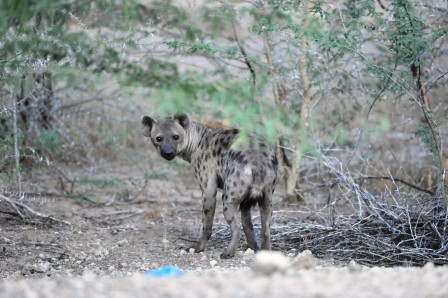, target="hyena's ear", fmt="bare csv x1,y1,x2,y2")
174,113,190,129
141,116,155,137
